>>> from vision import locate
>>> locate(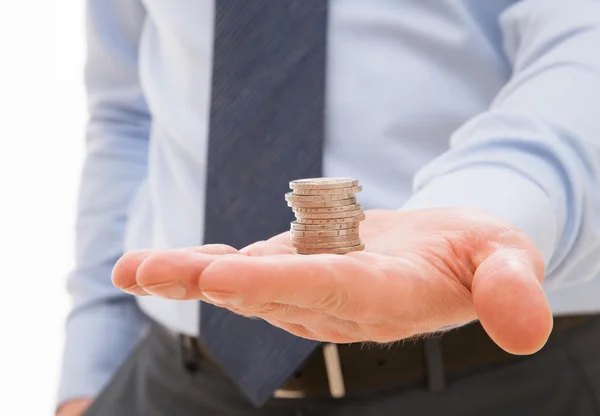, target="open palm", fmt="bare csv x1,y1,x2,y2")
113,208,553,355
